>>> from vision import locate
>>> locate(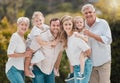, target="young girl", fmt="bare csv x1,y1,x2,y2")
74,16,89,78
60,15,91,83
6,17,30,83
24,11,49,78
65,16,90,81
